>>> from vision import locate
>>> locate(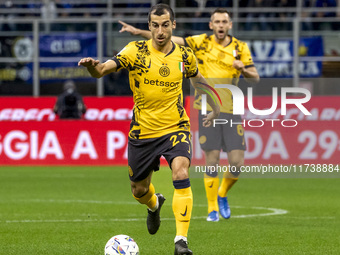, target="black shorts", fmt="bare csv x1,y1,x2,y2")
128,131,192,182
198,111,246,152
